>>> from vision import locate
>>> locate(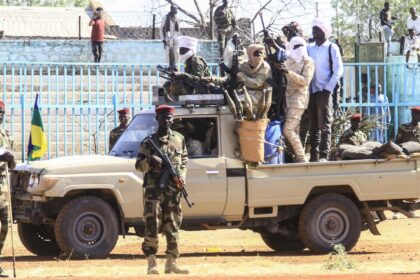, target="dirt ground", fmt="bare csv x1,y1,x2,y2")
1,212,419,279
